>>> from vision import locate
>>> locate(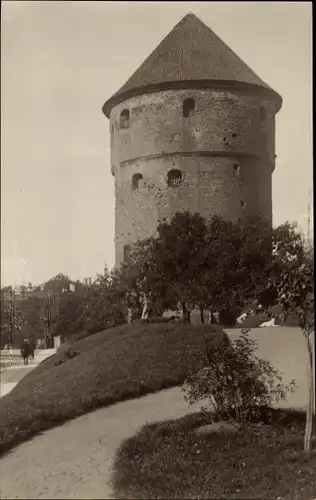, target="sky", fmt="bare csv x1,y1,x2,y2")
1,1,313,286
